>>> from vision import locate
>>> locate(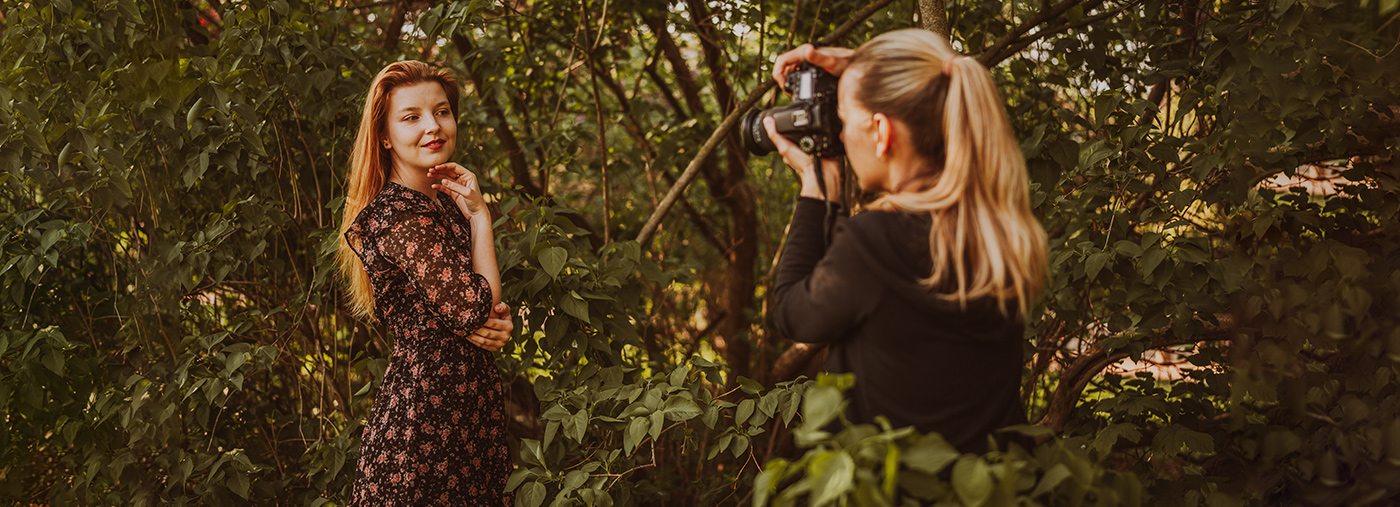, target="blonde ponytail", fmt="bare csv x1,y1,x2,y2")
850,29,1048,316
337,61,461,319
